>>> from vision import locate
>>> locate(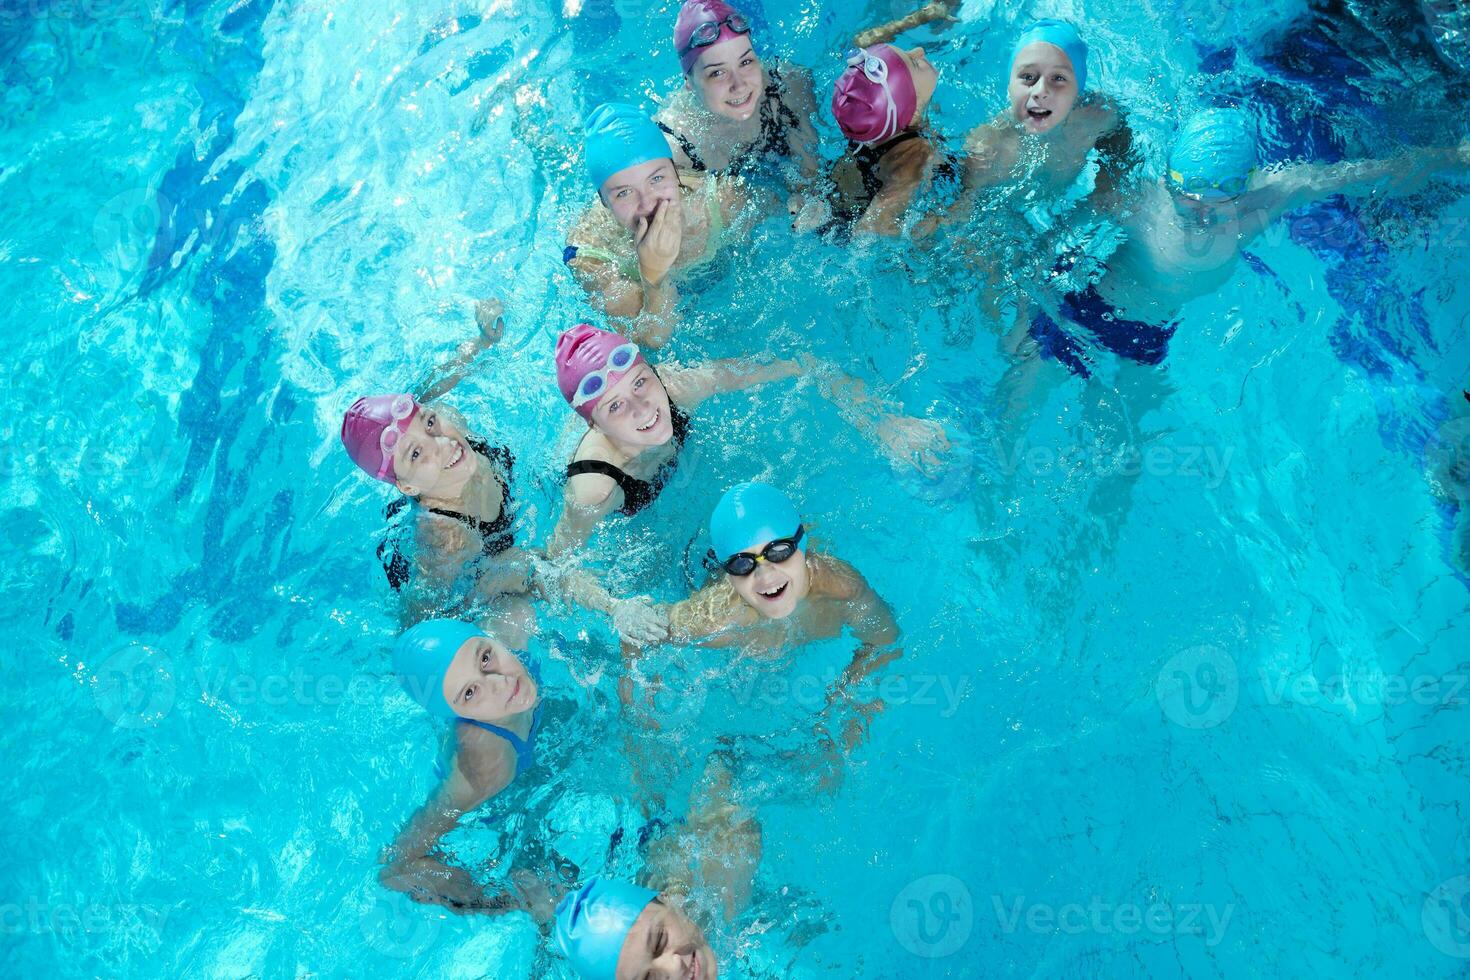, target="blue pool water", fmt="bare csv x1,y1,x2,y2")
3,0,1469,976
